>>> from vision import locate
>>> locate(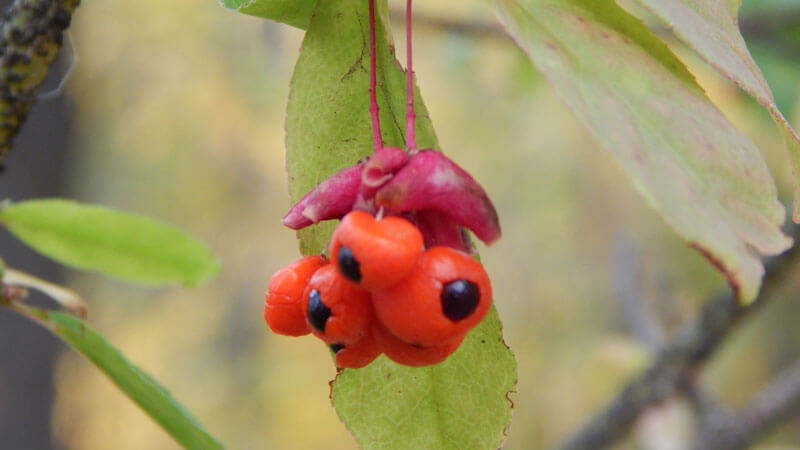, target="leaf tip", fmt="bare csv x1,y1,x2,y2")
184,257,222,288
688,241,758,304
